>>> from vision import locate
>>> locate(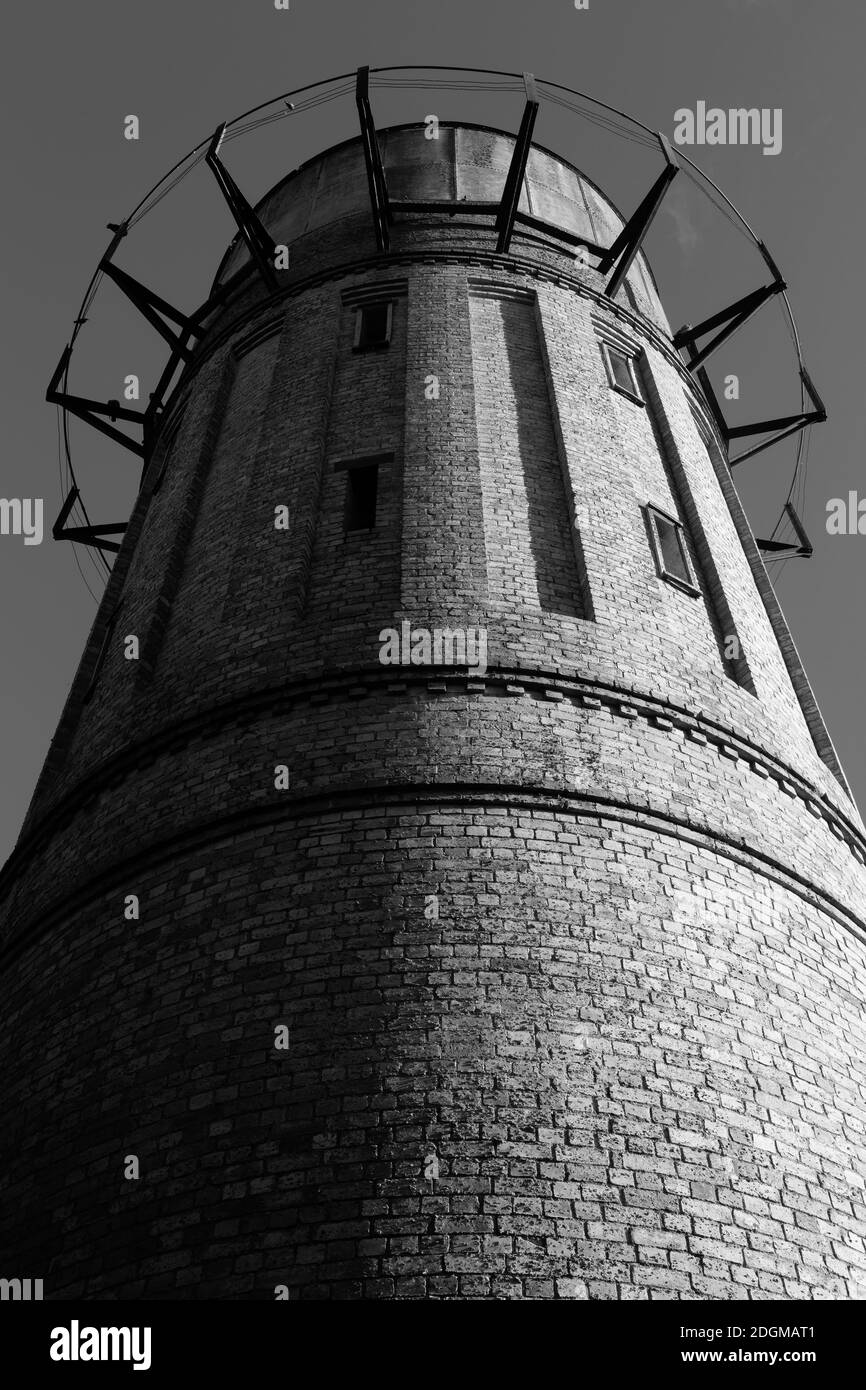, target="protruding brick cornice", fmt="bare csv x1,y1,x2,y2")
151,244,711,457
2,664,864,914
